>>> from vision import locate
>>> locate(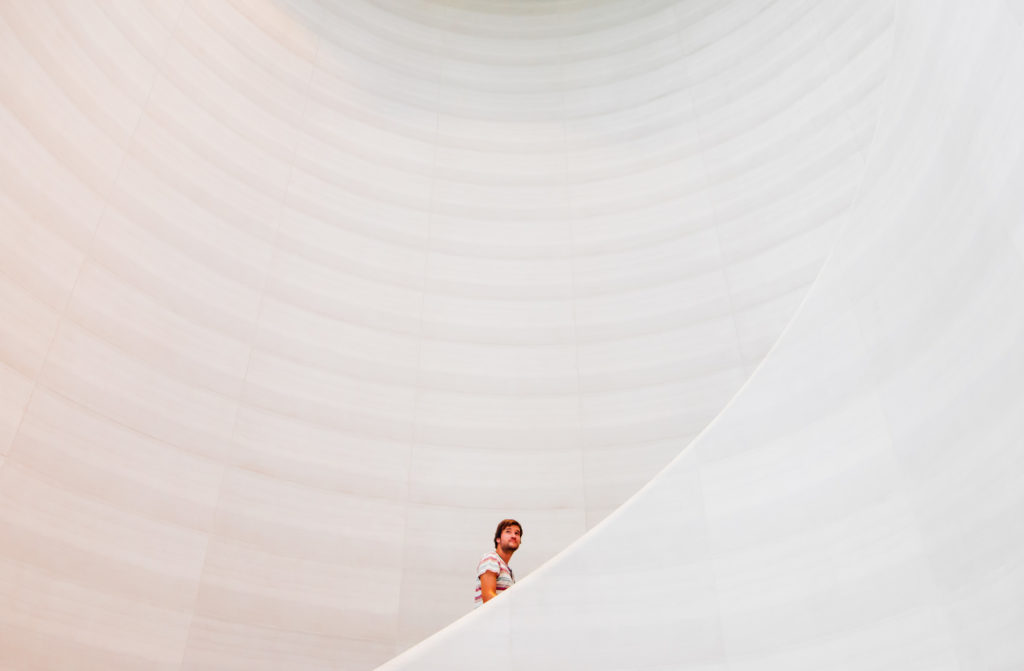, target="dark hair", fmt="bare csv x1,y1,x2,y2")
493,519,522,548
